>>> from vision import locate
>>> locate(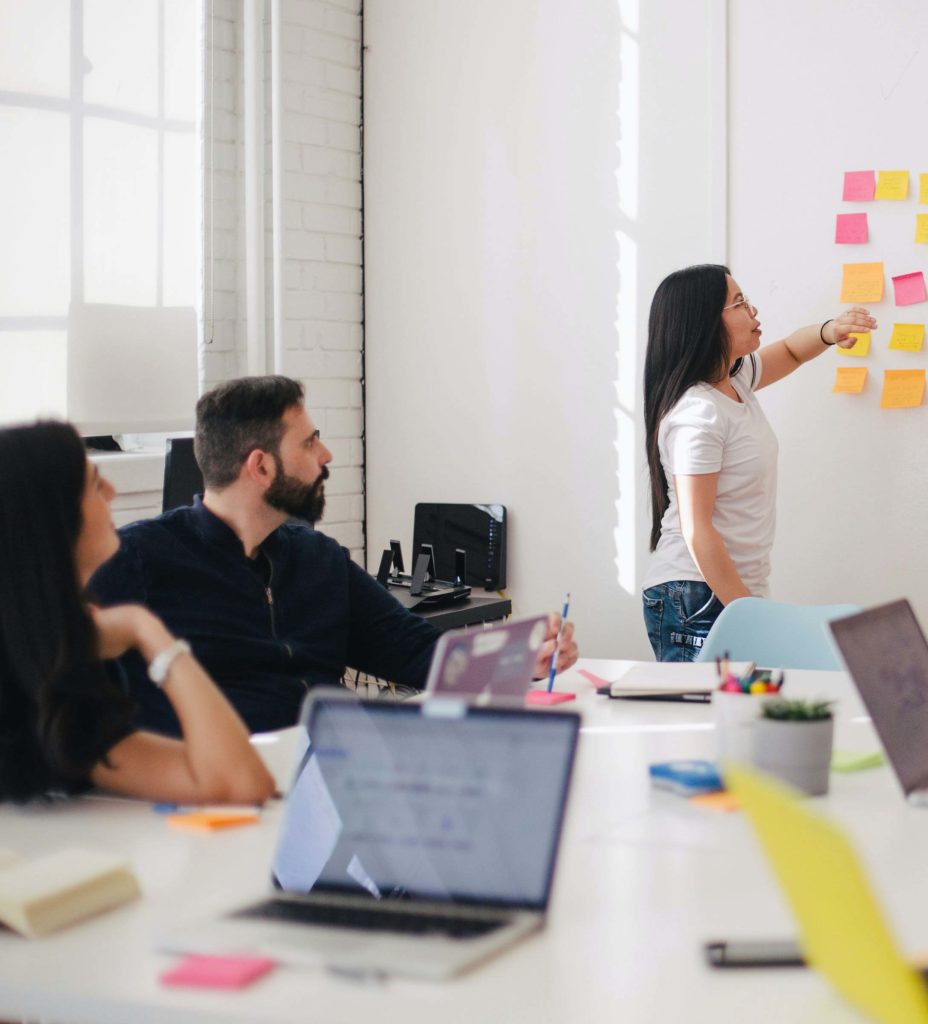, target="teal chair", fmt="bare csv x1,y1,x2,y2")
696,597,861,670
